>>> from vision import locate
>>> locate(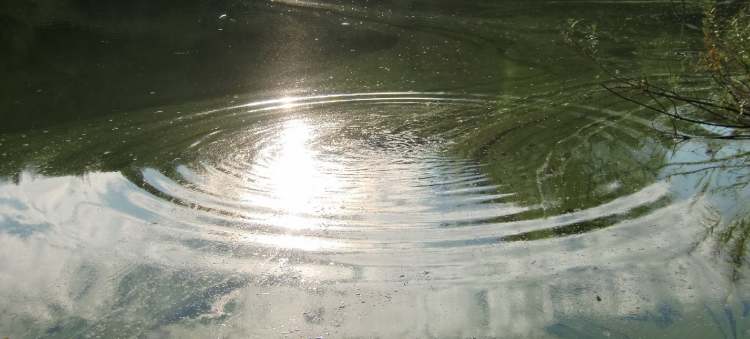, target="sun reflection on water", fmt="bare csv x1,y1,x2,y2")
251,118,343,232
